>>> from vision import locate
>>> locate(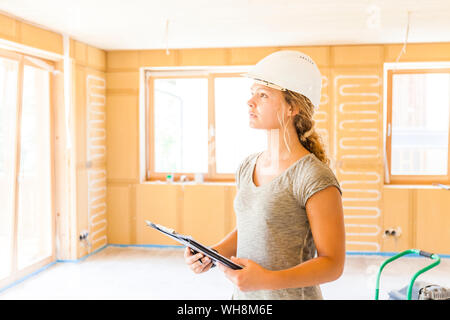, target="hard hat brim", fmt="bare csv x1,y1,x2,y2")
241,72,287,91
